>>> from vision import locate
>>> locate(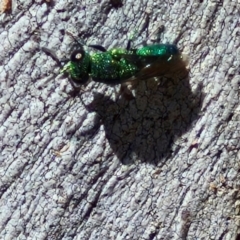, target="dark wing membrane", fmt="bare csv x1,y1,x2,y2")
139,55,186,79
124,54,188,82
